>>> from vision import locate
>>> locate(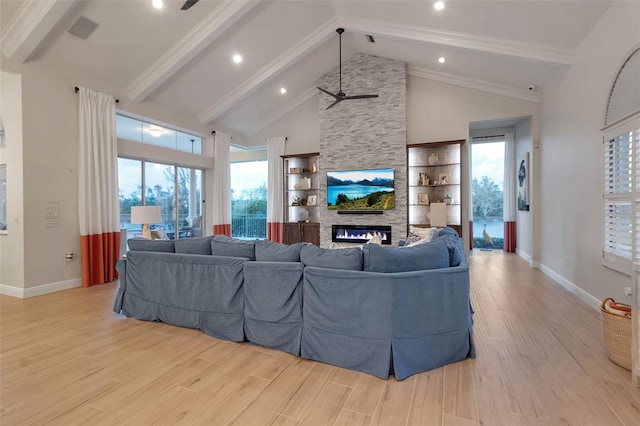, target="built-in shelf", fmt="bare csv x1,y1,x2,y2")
282,152,320,244
407,140,465,233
